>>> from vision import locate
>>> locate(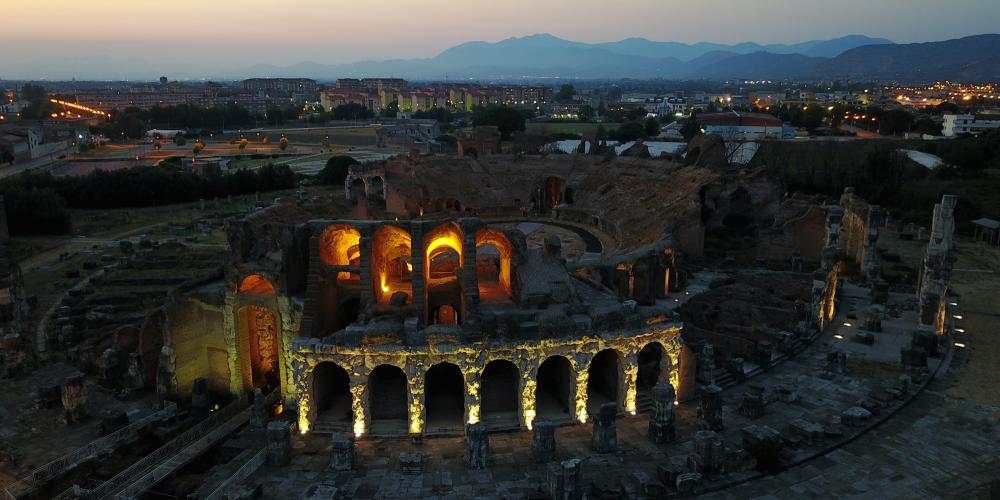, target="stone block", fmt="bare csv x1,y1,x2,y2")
329,433,354,471
841,406,873,427
399,452,423,475
675,472,702,495
591,403,617,453
266,421,292,466
532,419,556,463
466,423,490,469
